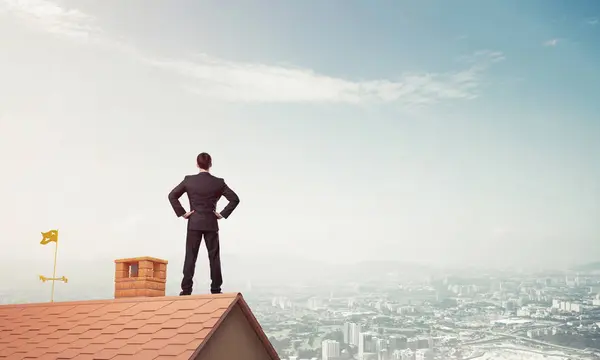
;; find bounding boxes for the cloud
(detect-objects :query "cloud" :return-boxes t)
[587,17,598,26]
[145,50,503,104]
[1,0,102,40]
[2,0,505,105]
[544,38,560,47]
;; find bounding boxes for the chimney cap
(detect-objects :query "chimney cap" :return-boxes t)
[114,256,168,264]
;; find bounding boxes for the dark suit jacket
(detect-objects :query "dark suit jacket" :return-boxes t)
[168,172,240,231]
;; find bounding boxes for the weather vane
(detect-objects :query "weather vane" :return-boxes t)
[39,229,68,302]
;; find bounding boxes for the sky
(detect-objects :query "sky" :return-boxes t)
[1,0,600,291]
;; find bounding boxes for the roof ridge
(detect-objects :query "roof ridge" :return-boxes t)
[0,292,241,309]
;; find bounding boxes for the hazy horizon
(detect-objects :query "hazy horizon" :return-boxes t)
[1,0,600,294]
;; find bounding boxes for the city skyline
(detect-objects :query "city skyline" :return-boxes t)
[1,0,600,293]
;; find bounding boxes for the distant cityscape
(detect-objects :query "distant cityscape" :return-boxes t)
[3,262,600,360]
[248,265,600,360]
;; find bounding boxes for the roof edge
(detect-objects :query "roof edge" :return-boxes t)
[0,293,239,309]
[236,294,281,360]
[234,294,281,360]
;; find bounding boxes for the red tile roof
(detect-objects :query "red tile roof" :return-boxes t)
[0,293,279,360]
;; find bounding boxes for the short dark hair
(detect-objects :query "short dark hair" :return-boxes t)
[196,152,212,170]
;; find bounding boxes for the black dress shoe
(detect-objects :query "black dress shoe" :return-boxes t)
[179,291,191,296]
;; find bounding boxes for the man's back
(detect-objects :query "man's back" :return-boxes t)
[168,172,240,231]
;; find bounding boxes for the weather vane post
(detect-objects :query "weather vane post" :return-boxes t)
[39,229,68,302]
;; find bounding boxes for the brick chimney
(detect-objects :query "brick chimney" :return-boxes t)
[114,257,168,298]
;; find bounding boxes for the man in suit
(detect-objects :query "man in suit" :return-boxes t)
[168,152,240,295]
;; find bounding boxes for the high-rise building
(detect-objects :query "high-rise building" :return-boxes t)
[389,335,408,350]
[359,332,376,359]
[344,322,361,346]
[375,338,386,352]
[322,339,340,360]
[343,323,350,344]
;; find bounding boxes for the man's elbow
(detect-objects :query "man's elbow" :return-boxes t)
[168,190,179,202]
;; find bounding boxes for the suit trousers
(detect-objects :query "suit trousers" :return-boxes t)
[181,230,223,294]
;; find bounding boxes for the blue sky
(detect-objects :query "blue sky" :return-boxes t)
[0,0,599,288]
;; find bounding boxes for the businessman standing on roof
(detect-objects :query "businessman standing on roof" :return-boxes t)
[168,152,240,295]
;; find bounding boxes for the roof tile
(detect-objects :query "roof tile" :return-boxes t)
[54,348,81,359]
[68,338,93,349]
[161,318,188,329]
[0,348,19,357]
[47,306,75,316]
[105,339,129,350]
[78,329,103,340]
[137,323,163,334]
[90,334,116,344]
[133,349,161,359]
[184,336,207,351]
[140,338,178,350]
[56,333,81,344]
[157,344,190,356]
[39,326,60,336]
[126,301,172,314]
[45,343,71,354]
[101,324,128,334]
[114,329,139,339]
[21,347,49,358]
[168,352,195,360]
[78,343,107,354]
[112,356,138,360]
[155,299,210,315]
[93,348,121,359]
[185,313,212,324]
[68,324,92,335]
[176,322,207,334]
[114,344,140,356]
[130,310,155,320]
[196,298,234,314]
[33,354,63,360]
[166,333,200,345]
[146,314,173,325]
[8,338,29,349]
[151,328,178,340]
[126,333,154,345]
[122,319,149,329]
[167,309,194,320]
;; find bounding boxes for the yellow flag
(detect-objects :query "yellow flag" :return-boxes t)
[40,230,58,245]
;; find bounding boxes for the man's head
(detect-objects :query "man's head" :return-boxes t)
[196,152,212,171]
